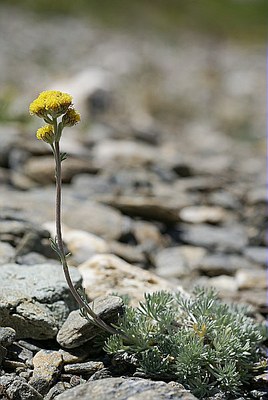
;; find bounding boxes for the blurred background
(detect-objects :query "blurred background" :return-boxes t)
[0,0,266,143]
[0,0,267,312]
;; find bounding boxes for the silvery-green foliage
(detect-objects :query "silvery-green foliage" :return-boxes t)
[104,288,266,398]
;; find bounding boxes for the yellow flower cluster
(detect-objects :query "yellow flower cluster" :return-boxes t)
[30,90,80,144]
[62,107,81,127]
[36,125,54,144]
[29,90,72,118]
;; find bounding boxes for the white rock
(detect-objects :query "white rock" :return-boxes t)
[179,206,225,224]
[78,254,183,305]
[92,140,157,167]
[205,275,238,293]
[236,269,267,290]
[43,222,109,264]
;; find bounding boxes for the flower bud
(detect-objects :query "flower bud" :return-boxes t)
[36,125,55,144]
[62,108,81,127]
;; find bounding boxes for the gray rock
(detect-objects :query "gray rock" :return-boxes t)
[6,379,43,400]
[208,190,240,209]
[45,382,71,400]
[29,350,63,395]
[0,241,15,265]
[181,224,247,252]
[16,252,52,265]
[204,275,238,293]
[92,139,157,168]
[0,190,130,242]
[0,218,49,240]
[23,156,98,185]
[58,348,89,364]
[0,375,43,400]
[54,377,197,400]
[0,263,82,339]
[63,201,130,241]
[60,228,109,266]
[71,174,113,199]
[243,246,266,266]
[0,327,16,347]
[64,361,104,377]
[198,254,252,276]
[154,246,206,278]
[57,296,124,348]
[99,195,179,223]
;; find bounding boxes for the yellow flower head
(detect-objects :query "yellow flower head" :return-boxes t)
[36,125,55,144]
[62,107,81,127]
[29,98,47,118]
[29,90,72,118]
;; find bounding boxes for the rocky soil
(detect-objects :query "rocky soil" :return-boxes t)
[0,4,266,400]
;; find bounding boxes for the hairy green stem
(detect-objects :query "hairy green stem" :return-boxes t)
[53,121,129,339]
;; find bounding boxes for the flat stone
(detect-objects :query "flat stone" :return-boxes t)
[179,206,226,224]
[57,296,124,349]
[204,275,238,293]
[64,361,104,377]
[243,246,266,266]
[71,174,113,199]
[0,263,82,339]
[59,348,89,364]
[54,377,197,400]
[154,246,206,278]
[198,254,252,276]
[98,195,179,223]
[180,224,247,252]
[0,190,130,242]
[16,252,52,265]
[63,201,130,241]
[23,156,98,184]
[236,269,267,290]
[29,350,63,395]
[92,140,157,167]
[78,254,177,306]
[44,222,109,265]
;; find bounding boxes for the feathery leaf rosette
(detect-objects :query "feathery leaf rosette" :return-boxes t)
[105,288,267,398]
[36,124,55,144]
[29,90,72,118]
